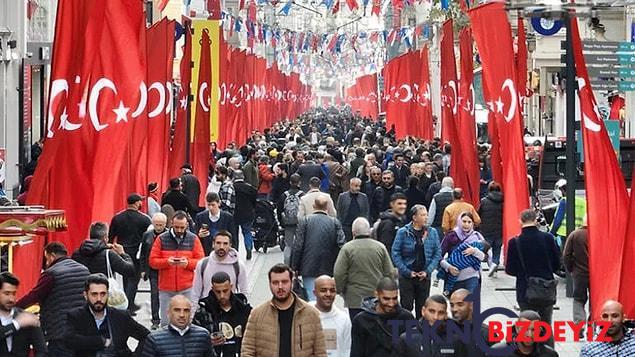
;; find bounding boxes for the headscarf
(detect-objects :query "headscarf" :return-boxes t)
[453,211,484,243]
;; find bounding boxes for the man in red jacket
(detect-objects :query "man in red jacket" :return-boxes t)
[150,211,204,327]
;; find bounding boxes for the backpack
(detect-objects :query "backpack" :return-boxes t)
[370,218,382,240]
[282,191,302,226]
[199,257,240,291]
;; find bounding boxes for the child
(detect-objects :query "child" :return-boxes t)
[442,240,491,296]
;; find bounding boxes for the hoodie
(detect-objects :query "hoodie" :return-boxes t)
[190,248,247,302]
[71,239,135,277]
[194,292,252,357]
[350,297,414,357]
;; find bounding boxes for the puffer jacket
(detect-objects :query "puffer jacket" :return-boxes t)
[350,297,414,357]
[391,223,441,278]
[478,191,503,243]
[149,230,205,292]
[241,293,327,357]
[292,212,346,278]
[141,324,214,356]
[71,239,136,277]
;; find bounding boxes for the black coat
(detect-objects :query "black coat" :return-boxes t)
[0,308,46,356]
[233,180,257,224]
[181,173,201,210]
[392,321,469,357]
[161,189,196,216]
[296,161,324,192]
[478,191,503,243]
[371,185,403,222]
[72,239,136,277]
[375,211,406,254]
[66,305,150,357]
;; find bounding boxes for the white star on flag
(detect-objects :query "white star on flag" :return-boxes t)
[113,101,129,123]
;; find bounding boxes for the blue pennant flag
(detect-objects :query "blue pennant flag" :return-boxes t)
[322,0,334,9]
[234,19,242,32]
[280,0,293,15]
[441,0,449,9]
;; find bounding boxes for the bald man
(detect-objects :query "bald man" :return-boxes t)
[450,289,492,356]
[292,197,345,301]
[580,300,635,356]
[309,276,351,357]
[142,295,215,356]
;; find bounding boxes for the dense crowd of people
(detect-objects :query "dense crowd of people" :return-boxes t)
[1,107,633,356]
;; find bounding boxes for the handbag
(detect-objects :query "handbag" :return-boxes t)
[105,250,129,310]
[292,276,308,301]
[514,238,557,306]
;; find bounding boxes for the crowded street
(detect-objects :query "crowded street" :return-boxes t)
[2,0,635,356]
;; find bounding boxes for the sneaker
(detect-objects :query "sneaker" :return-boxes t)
[432,279,439,287]
[488,264,498,277]
[246,250,252,260]
[151,322,160,330]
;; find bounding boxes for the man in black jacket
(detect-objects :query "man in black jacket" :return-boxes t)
[73,221,136,277]
[195,192,238,255]
[139,213,168,330]
[296,153,324,192]
[232,170,257,260]
[351,278,413,357]
[66,274,150,357]
[375,193,407,254]
[142,295,215,357]
[161,178,196,216]
[194,271,252,356]
[371,171,403,221]
[478,181,504,276]
[109,193,152,315]
[0,272,46,356]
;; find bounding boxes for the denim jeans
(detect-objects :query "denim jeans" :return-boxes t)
[484,237,502,265]
[453,277,481,301]
[283,226,297,266]
[303,277,316,301]
[239,221,254,251]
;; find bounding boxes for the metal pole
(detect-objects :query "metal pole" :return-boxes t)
[564,12,576,298]
[564,12,576,237]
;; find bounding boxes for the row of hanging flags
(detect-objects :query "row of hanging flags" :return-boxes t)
[22,0,311,297]
[345,74,380,119]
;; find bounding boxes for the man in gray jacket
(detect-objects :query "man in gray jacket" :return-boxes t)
[292,196,345,301]
[336,178,369,242]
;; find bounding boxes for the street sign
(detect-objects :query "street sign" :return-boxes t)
[584,54,635,65]
[582,41,635,52]
[587,67,635,78]
[590,80,635,91]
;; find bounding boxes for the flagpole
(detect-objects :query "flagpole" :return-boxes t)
[564,10,576,299]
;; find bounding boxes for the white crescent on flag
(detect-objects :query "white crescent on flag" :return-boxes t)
[88,78,117,131]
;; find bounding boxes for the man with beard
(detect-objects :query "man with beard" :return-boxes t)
[309,276,351,357]
[194,271,252,357]
[336,178,370,242]
[363,166,382,202]
[139,213,168,329]
[0,272,46,356]
[371,171,403,222]
[149,211,205,327]
[449,289,491,356]
[490,310,558,356]
[375,193,408,254]
[66,274,149,356]
[241,264,326,357]
[580,300,635,356]
[393,294,463,357]
[350,278,413,357]
[191,231,247,302]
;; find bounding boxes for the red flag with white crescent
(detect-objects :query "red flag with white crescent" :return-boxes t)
[440,20,458,145]
[25,0,146,297]
[569,19,631,320]
[468,2,529,245]
[191,29,213,206]
[457,28,480,209]
[168,20,192,178]
[384,52,413,139]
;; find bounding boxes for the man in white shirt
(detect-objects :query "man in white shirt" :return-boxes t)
[310,275,351,357]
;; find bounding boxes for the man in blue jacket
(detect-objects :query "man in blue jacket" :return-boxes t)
[391,204,441,319]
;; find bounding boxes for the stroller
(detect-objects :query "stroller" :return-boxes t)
[252,199,284,253]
